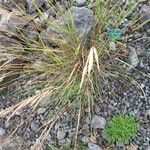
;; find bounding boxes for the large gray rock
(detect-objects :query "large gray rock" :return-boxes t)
[91,115,106,129]
[41,6,94,45]
[55,6,94,37]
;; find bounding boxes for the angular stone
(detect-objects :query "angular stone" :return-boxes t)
[140,4,150,14]
[26,0,44,14]
[41,6,94,45]
[128,46,140,68]
[57,130,66,140]
[0,7,28,33]
[109,41,116,51]
[62,6,93,37]
[31,122,39,131]
[140,4,150,24]
[81,136,89,144]
[37,107,46,115]
[0,33,21,47]
[73,0,86,7]
[0,0,26,9]
[88,142,103,150]
[0,128,6,136]
[140,15,150,24]
[4,121,10,128]
[91,115,106,129]
[7,16,27,32]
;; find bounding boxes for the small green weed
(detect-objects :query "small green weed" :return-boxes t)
[103,114,139,143]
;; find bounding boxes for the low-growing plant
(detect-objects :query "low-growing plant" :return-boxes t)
[103,114,139,143]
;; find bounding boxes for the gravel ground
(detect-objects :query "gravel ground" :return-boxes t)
[0,0,150,150]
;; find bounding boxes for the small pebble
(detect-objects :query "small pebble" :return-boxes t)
[81,136,89,144]
[31,122,39,131]
[91,115,106,129]
[109,41,116,51]
[37,108,46,115]
[0,128,6,136]
[57,130,66,140]
[74,0,86,7]
[88,142,103,150]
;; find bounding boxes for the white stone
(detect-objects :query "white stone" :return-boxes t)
[37,108,46,115]
[74,0,86,6]
[91,115,106,129]
[128,46,139,68]
[109,41,116,51]
[57,130,66,140]
[81,136,89,144]
[0,128,6,136]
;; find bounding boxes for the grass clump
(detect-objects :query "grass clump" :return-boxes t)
[103,114,139,143]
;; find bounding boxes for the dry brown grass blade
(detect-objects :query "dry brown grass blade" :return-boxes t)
[31,121,55,150]
[80,61,88,90]
[93,47,100,71]
[0,59,14,69]
[31,90,54,112]
[74,98,82,149]
[31,106,68,150]
[67,61,80,84]
[0,120,25,150]
[0,89,52,119]
[80,47,99,89]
